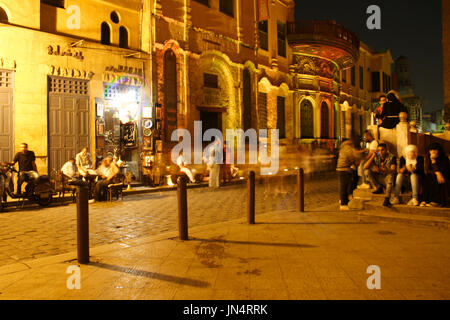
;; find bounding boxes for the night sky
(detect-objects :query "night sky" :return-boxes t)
[294,0,443,113]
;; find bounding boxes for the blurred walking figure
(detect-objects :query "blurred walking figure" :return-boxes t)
[205,139,221,188]
[221,141,233,183]
[177,151,195,183]
[393,145,424,206]
[336,139,364,211]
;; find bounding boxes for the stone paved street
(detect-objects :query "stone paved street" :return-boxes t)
[0,174,339,267]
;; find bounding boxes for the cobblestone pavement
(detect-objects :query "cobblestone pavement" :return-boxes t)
[0,174,339,267]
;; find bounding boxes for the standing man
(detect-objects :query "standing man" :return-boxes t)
[374,95,387,125]
[76,147,94,176]
[364,143,397,207]
[12,143,39,196]
[336,139,364,211]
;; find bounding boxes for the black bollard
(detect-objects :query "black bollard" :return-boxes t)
[297,168,305,212]
[76,184,90,264]
[247,171,255,224]
[177,176,188,240]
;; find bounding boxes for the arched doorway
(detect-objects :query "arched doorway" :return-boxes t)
[301,100,314,138]
[320,102,329,138]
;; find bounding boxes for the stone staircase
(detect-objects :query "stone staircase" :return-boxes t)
[350,188,450,228]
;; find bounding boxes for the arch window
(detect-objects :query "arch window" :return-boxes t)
[0,7,8,23]
[320,102,329,138]
[300,100,314,138]
[119,26,128,48]
[101,22,111,45]
[242,69,252,131]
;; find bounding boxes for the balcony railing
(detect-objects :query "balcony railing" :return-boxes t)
[287,20,359,47]
[287,20,360,68]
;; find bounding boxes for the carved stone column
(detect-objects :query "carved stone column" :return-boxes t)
[396,112,410,156]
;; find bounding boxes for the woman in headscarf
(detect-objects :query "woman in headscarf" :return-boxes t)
[379,90,408,129]
[392,145,424,206]
[421,143,450,207]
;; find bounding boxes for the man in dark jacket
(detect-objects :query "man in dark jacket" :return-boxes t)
[379,91,408,129]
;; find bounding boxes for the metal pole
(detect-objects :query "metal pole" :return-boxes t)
[297,168,305,212]
[247,171,255,224]
[177,176,188,240]
[76,184,90,264]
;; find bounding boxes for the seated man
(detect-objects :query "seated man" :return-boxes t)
[393,145,424,206]
[176,151,195,183]
[364,143,397,207]
[12,143,39,196]
[76,147,97,176]
[91,157,119,203]
[61,158,78,180]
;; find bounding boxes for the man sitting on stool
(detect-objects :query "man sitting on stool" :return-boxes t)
[91,157,119,203]
[364,143,397,207]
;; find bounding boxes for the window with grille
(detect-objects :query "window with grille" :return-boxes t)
[301,100,314,138]
[258,20,268,51]
[0,70,12,88]
[371,72,380,92]
[49,77,89,95]
[258,92,268,137]
[103,83,140,101]
[277,21,286,57]
[41,0,65,8]
[193,0,209,6]
[277,96,286,139]
[342,69,347,83]
[351,67,355,86]
[219,0,234,17]
[204,73,218,89]
[359,66,364,89]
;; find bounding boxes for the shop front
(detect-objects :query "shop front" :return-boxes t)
[95,80,152,182]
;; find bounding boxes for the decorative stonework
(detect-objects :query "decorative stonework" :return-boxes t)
[48,65,93,79]
[0,57,16,70]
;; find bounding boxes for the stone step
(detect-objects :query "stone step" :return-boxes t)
[353,188,411,202]
[357,209,450,229]
[363,201,450,218]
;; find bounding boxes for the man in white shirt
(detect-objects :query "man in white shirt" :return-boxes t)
[91,157,120,203]
[76,147,96,176]
[61,158,77,179]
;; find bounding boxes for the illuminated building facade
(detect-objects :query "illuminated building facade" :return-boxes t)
[0,0,152,179]
[0,0,398,179]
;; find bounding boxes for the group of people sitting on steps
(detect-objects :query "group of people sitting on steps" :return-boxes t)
[337,130,450,211]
